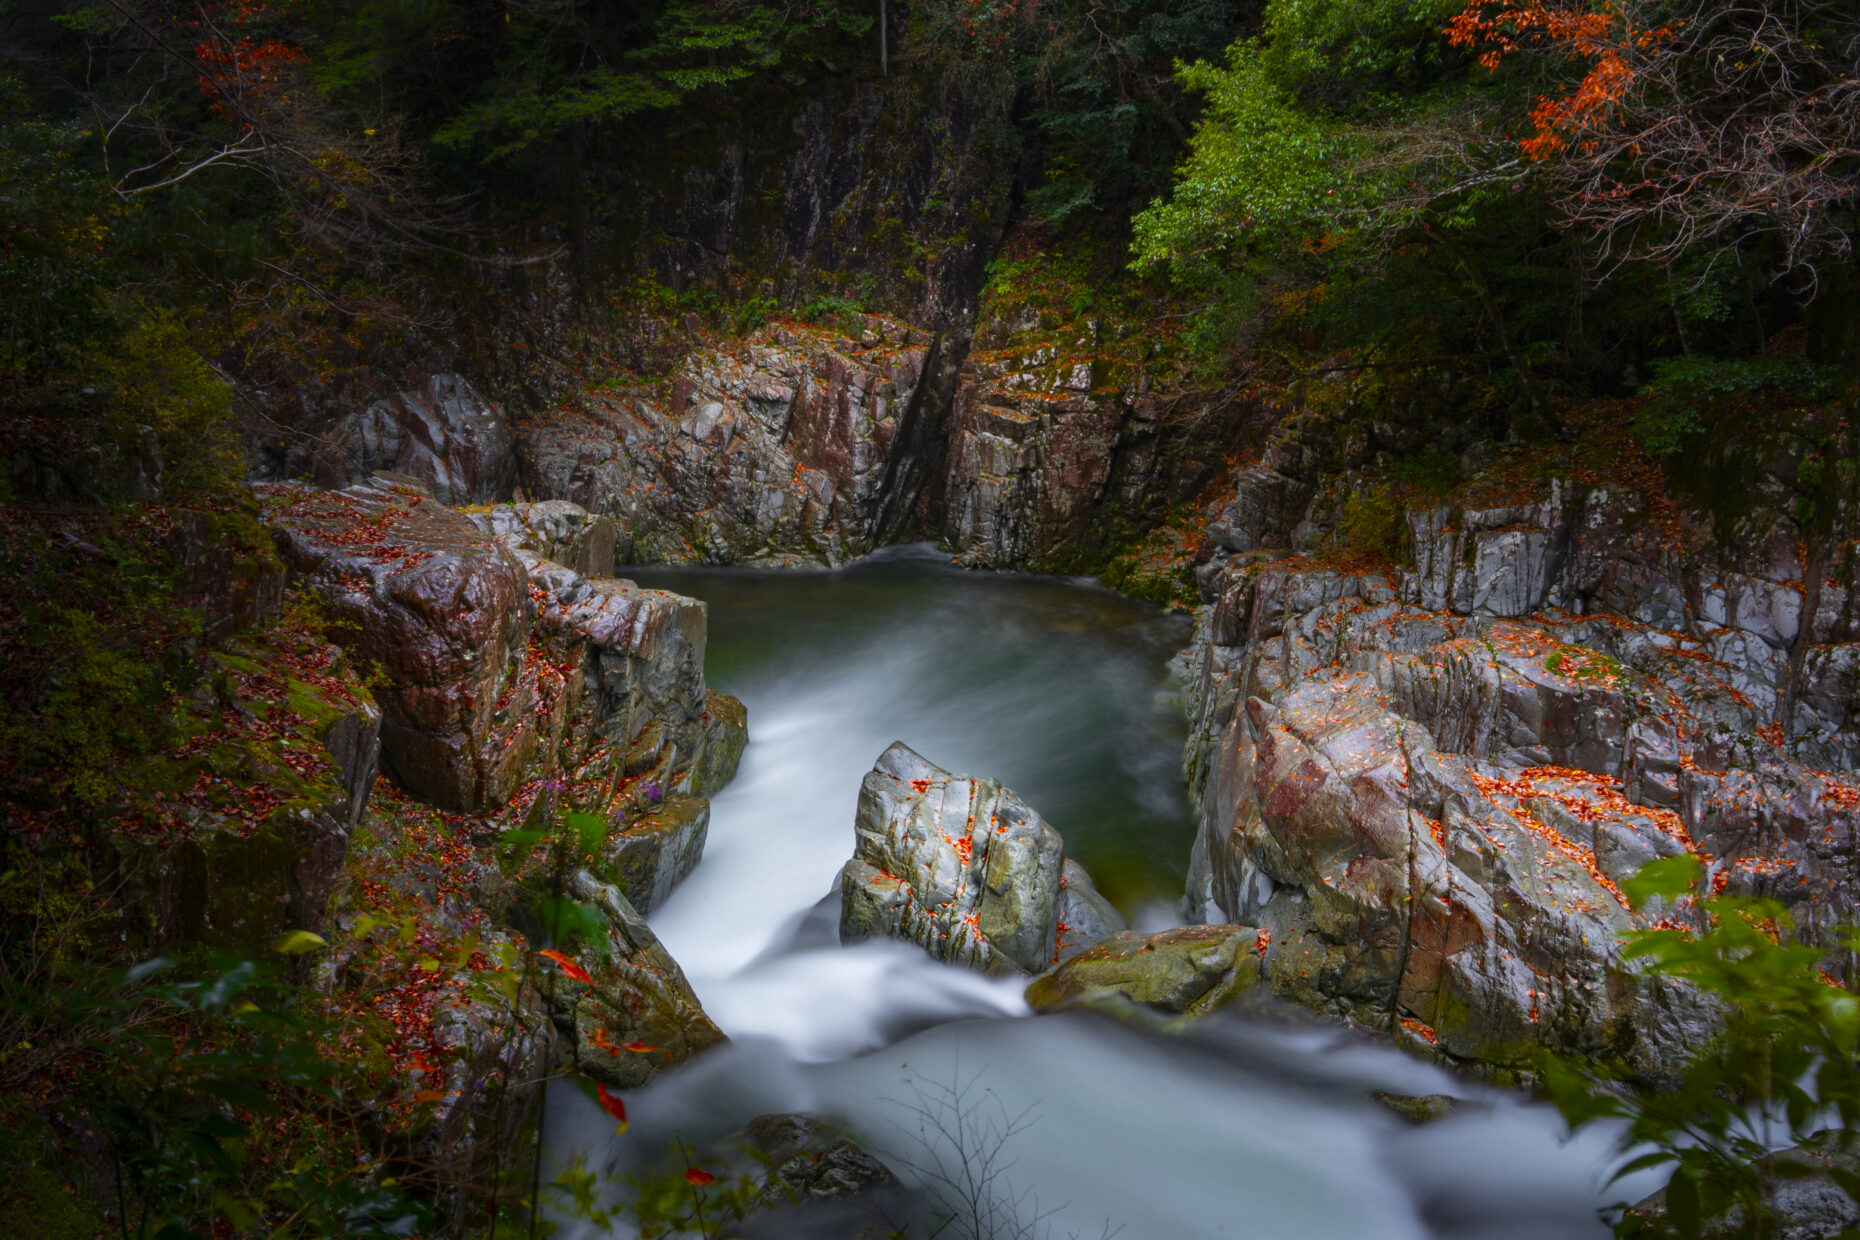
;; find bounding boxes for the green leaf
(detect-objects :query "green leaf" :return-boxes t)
[1665,1168,1702,1235]
[271,929,328,955]
[564,810,609,856]
[1623,855,1704,908]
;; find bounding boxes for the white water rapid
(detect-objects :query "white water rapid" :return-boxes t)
[551,546,1655,1239]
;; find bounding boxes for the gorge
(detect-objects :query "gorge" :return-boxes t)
[3,0,1859,1234]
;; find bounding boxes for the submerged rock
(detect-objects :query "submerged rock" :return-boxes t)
[1025,925,1262,1016]
[838,742,1121,975]
[735,1113,900,1204]
[1626,1140,1860,1238]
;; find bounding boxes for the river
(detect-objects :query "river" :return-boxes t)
[551,545,1646,1239]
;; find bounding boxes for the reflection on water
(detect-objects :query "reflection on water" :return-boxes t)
[554,546,1636,1239]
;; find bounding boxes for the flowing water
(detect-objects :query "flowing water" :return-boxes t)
[553,545,1650,1239]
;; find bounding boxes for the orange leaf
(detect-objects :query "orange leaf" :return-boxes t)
[685,1167,716,1187]
[538,948,593,984]
[624,1041,661,1053]
[596,1083,628,1129]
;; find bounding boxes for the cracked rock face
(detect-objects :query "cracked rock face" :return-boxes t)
[260,476,550,812]
[261,482,746,923]
[336,373,518,505]
[518,319,934,566]
[1179,427,1860,1071]
[838,742,1125,975]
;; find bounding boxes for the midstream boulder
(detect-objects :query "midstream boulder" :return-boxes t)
[838,742,1125,974]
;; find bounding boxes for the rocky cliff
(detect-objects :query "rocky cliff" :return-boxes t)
[1174,406,1860,1075]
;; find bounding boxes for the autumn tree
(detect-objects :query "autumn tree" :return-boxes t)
[1447,0,1860,291]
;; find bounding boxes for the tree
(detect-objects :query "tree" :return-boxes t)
[1446,0,1860,287]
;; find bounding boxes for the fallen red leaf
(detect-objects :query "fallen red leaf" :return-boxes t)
[597,1083,628,1128]
[538,948,593,984]
[624,1041,660,1053]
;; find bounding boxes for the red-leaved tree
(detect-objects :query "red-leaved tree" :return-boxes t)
[1448,0,1860,284]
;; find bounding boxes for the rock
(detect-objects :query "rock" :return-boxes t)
[518,320,932,566]
[1626,1139,1860,1238]
[602,794,710,915]
[938,343,1124,567]
[1056,859,1128,963]
[691,690,749,796]
[260,476,556,812]
[169,505,289,639]
[545,870,727,1089]
[840,742,1103,975]
[1025,925,1262,1016]
[1370,1092,1468,1125]
[337,373,516,505]
[735,1114,900,1204]
[467,500,618,578]
[1176,473,1860,1068]
[138,637,382,950]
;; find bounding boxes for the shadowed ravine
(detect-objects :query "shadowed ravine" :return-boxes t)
[548,545,1655,1239]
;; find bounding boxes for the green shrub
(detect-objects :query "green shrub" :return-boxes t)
[1540,855,1860,1239]
[1336,482,1407,563]
[1634,355,1837,456]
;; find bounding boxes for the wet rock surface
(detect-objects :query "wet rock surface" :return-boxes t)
[1026,925,1262,1016]
[518,319,936,566]
[839,742,1123,975]
[545,870,728,1090]
[1177,417,1860,1071]
[736,1113,901,1204]
[260,475,548,812]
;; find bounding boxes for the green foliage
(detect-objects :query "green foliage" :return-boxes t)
[1634,354,1839,457]
[81,311,245,493]
[1335,481,1407,563]
[0,72,116,387]
[323,0,874,161]
[1389,447,1462,495]
[1017,0,1242,233]
[551,1139,777,1239]
[1257,0,1467,107]
[0,72,119,391]
[1540,855,1860,1240]
[3,954,432,1239]
[1130,47,1361,277]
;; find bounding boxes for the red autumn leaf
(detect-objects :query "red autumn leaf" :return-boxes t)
[624,1041,660,1053]
[685,1167,716,1187]
[596,1083,628,1129]
[538,948,593,983]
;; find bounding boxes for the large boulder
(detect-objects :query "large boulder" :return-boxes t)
[544,870,727,1090]
[838,743,1120,975]
[1179,538,1856,1073]
[260,476,555,812]
[1026,925,1262,1016]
